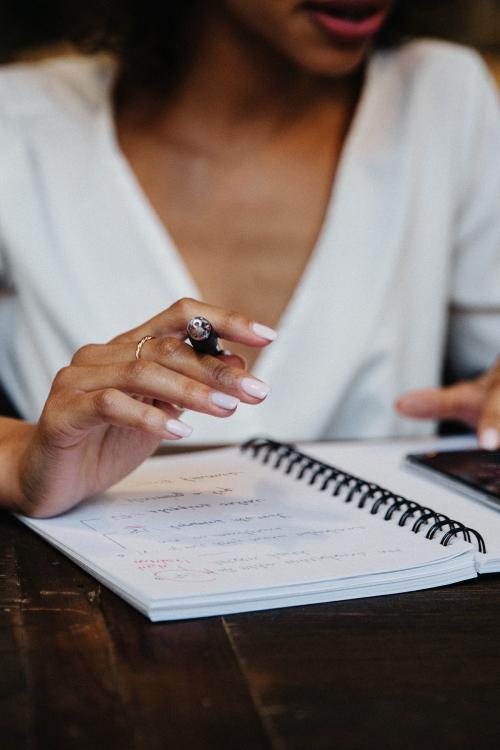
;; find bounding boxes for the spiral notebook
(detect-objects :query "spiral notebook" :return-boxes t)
[19,437,500,621]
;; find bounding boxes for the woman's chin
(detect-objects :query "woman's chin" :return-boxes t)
[289,41,371,78]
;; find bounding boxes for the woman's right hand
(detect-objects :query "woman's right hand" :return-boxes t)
[8,298,276,518]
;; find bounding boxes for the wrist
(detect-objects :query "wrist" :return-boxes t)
[0,418,37,513]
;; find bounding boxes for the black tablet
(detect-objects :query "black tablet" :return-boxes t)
[405,449,500,511]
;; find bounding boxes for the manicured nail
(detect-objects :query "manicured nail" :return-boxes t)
[251,322,278,341]
[165,419,193,438]
[479,427,499,451]
[210,392,240,410]
[240,377,271,399]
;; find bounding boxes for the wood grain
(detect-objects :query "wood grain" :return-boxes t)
[0,514,31,750]
[2,509,500,750]
[0,512,270,750]
[223,579,500,750]
[1,512,131,750]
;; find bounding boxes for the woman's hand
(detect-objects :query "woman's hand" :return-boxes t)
[9,298,276,518]
[396,359,500,450]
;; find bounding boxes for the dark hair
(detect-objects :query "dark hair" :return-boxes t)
[0,1,465,103]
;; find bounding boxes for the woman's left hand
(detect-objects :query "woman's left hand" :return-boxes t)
[395,359,500,451]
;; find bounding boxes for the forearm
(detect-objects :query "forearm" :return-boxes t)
[0,417,36,512]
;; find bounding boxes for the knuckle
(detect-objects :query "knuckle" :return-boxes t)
[142,407,161,431]
[158,336,182,360]
[71,343,98,365]
[125,359,151,385]
[181,378,201,405]
[94,388,119,416]
[111,330,132,345]
[222,308,243,330]
[172,297,195,317]
[207,359,235,389]
[51,366,74,392]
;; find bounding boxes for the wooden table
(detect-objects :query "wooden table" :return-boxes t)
[2,492,500,750]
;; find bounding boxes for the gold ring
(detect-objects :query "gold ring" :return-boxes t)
[135,335,155,360]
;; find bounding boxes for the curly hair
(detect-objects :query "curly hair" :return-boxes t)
[0,0,459,102]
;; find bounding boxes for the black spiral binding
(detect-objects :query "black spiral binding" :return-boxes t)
[241,437,487,554]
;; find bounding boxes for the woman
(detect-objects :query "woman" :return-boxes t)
[0,0,499,516]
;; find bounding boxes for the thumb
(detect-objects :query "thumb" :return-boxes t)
[395,382,484,427]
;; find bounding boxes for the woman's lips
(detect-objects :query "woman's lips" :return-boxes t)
[304,0,390,44]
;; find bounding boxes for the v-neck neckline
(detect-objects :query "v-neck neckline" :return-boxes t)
[102,53,378,382]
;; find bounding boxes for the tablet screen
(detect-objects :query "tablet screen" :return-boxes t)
[406,449,500,504]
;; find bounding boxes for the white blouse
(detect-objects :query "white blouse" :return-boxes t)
[0,40,499,444]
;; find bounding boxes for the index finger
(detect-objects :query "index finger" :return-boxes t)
[115,297,278,348]
[478,388,500,451]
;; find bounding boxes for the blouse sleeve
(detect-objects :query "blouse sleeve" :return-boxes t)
[0,98,15,290]
[0,108,8,288]
[0,179,6,288]
[447,55,500,380]
[0,236,5,286]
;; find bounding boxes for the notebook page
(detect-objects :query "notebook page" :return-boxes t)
[20,447,474,610]
[309,438,500,572]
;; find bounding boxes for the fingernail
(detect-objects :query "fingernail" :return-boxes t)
[240,377,271,399]
[210,392,240,410]
[251,322,278,341]
[479,427,499,451]
[165,419,193,438]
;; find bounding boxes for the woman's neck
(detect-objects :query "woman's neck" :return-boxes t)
[119,2,362,147]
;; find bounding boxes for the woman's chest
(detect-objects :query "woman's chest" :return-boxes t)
[116,116,343,364]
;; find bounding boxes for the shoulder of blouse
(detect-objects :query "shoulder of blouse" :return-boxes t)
[374,37,493,100]
[372,38,497,155]
[0,54,115,124]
